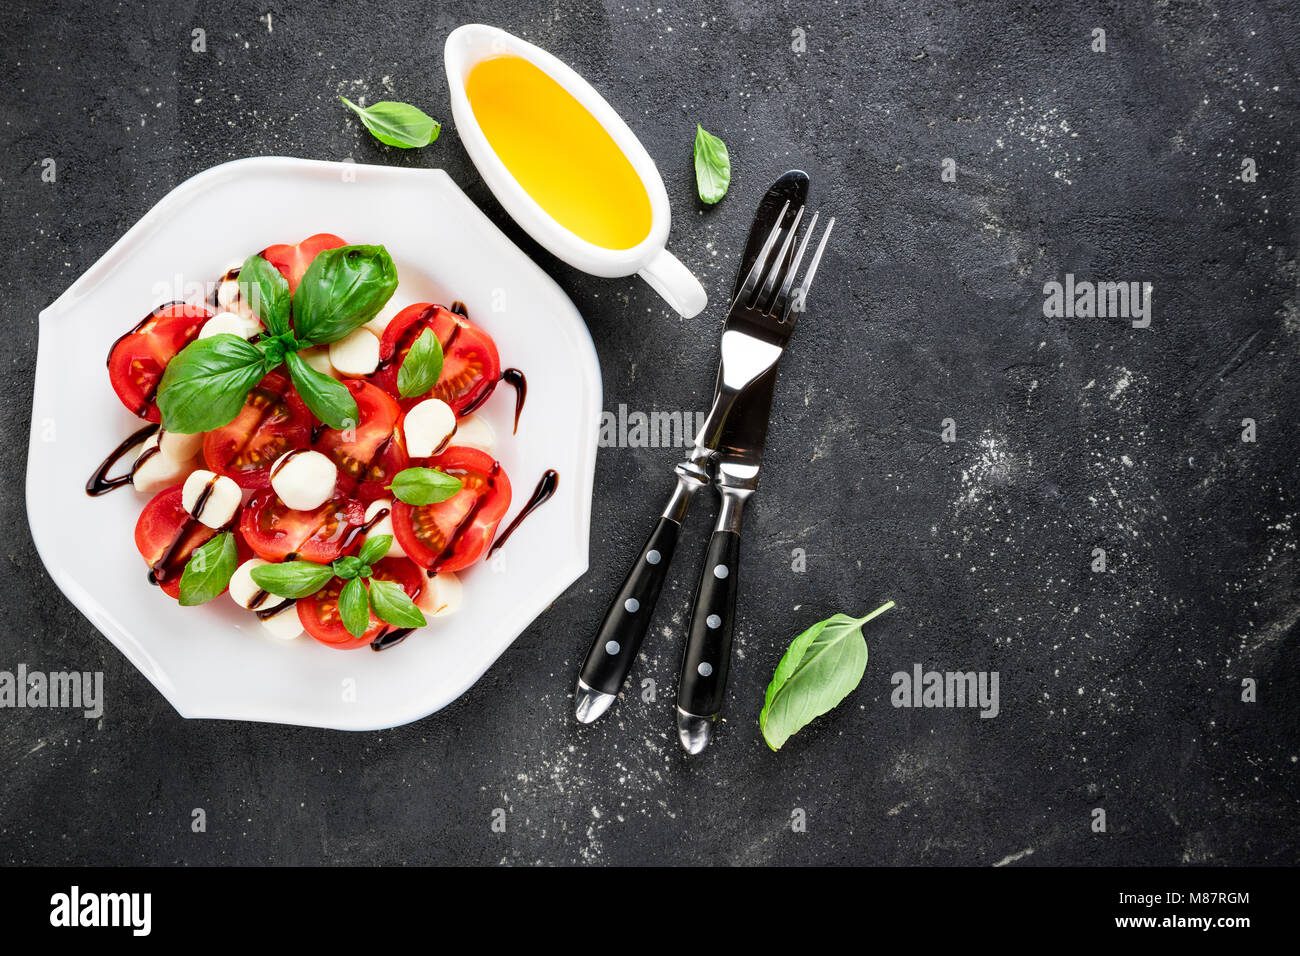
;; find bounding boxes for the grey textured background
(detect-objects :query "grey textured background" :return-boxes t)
[2,0,1297,865]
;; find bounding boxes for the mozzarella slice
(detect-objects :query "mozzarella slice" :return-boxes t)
[215,265,243,309]
[260,602,303,640]
[300,346,338,378]
[270,450,337,511]
[403,398,457,457]
[365,292,412,335]
[417,572,462,619]
[451,413,495,453]
[158,428,203,462]
[228,558,269,610]
[181,470,241,529]
[198,310,263,341]
[364,499,404,558]
[328,327,380,376]
[131,433,195,495]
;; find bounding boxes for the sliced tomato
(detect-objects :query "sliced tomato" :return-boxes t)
[202,372,312,489]
[259,233,346,293]
[298,557,426,649]
[107,303,212,422]
[300,380,408,502]
[239,489,366,563]
[134,485,219,599]
[392,446,511,573]
[372,304,501,414]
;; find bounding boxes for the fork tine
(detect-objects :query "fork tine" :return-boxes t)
[757,205,804,311]
[736,201,790,303]
[788,216,834,317]
[775,211,819,321]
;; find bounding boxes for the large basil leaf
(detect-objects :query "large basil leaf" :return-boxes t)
[237,253,291,336]
[284,351,358,430]
[367,578,426,629]
[292,244,398,345]
[759,603,894,751]
[249,559,335,599]
[396,328,443,398]
[387,467,462,506]
[156,333,268,434]
[338,577,372,638]
[178,532,238,607]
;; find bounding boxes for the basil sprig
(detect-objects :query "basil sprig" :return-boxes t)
[693,124,731,205]
[156,244,398,433]
[388,467,463,506]
[759,602,895,751]
[178,532,239,606]
[249,535,426,638]
[396,328,444,398]
[340,96,441,148]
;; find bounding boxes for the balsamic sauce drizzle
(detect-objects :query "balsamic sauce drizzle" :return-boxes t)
[488,470,559,559]
[500,369,526,434]
[86,423,160,496]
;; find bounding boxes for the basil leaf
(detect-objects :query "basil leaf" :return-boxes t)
[367,578,426,629]
[340,96,441,148]
[357,534,392,567]
[156,334,268,434]
[237,254,291,336]
[388,467,463,506]
[284,351,358,430]
[759,602,894,751]
[178,532,238,607]
[339,577,372,638]
[250,560,335,599]
[693,124,731,205]
[292,244,398,345]
[332,555,363,580]
[396,328,444,398]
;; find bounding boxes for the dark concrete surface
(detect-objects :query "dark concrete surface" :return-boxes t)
[1,0,1297,865]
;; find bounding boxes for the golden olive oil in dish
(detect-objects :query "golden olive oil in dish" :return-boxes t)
[465,54,653,251]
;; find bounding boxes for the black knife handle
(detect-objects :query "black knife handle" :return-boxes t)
[578,517,680,696]
[677,529,740,719]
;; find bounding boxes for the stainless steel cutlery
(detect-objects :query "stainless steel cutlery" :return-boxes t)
[575,171,834,753]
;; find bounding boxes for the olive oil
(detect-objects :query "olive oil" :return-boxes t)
[465,55,652,251]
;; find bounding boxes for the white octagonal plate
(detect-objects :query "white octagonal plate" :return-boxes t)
[27,156,601,730]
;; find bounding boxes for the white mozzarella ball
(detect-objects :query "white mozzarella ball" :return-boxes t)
[131,433,195,495]
[364,499,404,558]
[215,265,243,309]
[158,428,204,462]
[365,292,412,335]
[418,571,462,618]
[328,327,380,377]
[451,413,495,453]
[300,346,338,378]
[270,450,337,511]
[181,470,242,529]
[198,310,263,341]
[403,398,458,457]
[228,558,269,610]
[260,602,304,640]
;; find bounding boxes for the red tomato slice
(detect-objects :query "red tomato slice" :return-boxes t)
[300,380,408,502]
[134,485,219,599]
[372,304,501,414]
[392,446,511,573]
[239,489,366,563]
[297,557,426,649]
[202,372,312,489]
[107,303,212,422]
[259,233,346,293]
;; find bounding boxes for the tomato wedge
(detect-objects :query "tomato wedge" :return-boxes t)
[134,485,220,599]
[259,233,346,293]
[372,304,501,414]
[300,380,408,502]
[297,557,426,649]
[392,446,511,573]
[107,302,212,422]
[239,489,366,563]
[202,372,312,489]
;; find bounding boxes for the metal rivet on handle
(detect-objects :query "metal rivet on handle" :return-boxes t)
[625,598,640,612]
[646,550,661,565]
[706,614,722,629]
[713,565,729,579]
[605,640,620,655]
[697,662,713,677]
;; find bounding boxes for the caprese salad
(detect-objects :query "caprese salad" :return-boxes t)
[88,233,527,652]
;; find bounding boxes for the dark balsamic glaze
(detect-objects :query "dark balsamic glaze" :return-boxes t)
[86,423,160,496]
[255,598,295,621]
[269,447,308,481]
[370,627,414,651]
[427,461,500,571]
[489,470,559,558]
[310,422,327,444]
[500,368,526,434]
[449,301,469,317]
[247,588,271,610]
[338,507,390,554]
[213,266,241,307]
[147,474,230,587]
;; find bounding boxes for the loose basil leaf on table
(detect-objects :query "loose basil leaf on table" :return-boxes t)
[156,333,269,434]
[250,559,336,599]
[293,244,399,345]
[396,328,444,398]
[236,253,292,336]
[177,532,239,607]
[388,467,463,506]
[759,602,895,751]
[340,97,441,148]
[338,577,372,638]
[693,124,731,205]
[367,578,426,629]
[284,351,358,430]
[357,534,393,567]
